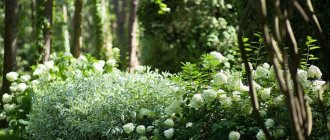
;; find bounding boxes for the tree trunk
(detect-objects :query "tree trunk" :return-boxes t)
[42,0,52,63]
[113,0,128,69]
[72,0,83,58]
[62,4,70,54]
[128,0,139,72]
[1,0,18,128]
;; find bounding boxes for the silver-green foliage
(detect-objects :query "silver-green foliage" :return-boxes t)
[27,72,176,139]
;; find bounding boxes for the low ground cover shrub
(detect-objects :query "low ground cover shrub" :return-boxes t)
[27,71,178,139]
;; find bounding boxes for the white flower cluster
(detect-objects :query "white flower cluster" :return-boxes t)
[255,65,270,79]
[6,72,19,82]
[228,131,241,140]
[92,60,105,72]
[213,72,228,85]
[265,118,274,128]
[123,123,135,133]
[202,89,217,103]
[164,119,175,127]
[307,65,322,79]
[136,125,146,134]
[256,130,266,140]
[164,128,174,138]
[259,88,271,100]
[2,93,13,103]
[210,51,227,63]
[190,94,204,110]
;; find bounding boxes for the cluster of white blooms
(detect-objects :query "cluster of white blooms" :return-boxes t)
[210,51,227,63]
[259,88,271,100]
[265,118,274,128]
[0,112,6,120]
[3,103,16,112]
[16,83,28,92]
[33,64,47,76]
[106,59,116,67]
[6,72,19,82]
[213,72,227,85]
[273,95,284,106]
[186,122,193,128]
[190,94,204,110]
[138,136,148,140]
[20,75,31,82]
[232,91,241,102]
[256,130,266,140]
[228,131,241,140]
[92,60,106,72]
[123,123,135,133]
[307,65,322,79]
[147,126,154,132]
[255,66,269,79]
[218,94,232,107]
[164,128,174,138]
[2,93,13,103]
[136,125,146,134]
[202,89,217,103]
[164,118,174,127]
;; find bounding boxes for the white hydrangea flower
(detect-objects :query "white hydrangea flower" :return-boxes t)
[262,63,270,69]
[186,122,193,128]
[253,81,262,90]
[228,131,241,140]
[4,103,16,112]
[44,60,55,70]
[259,88,271,100]
[9,85,16,93]
[202,89,217,103]
[210,51,227,63]
[18,119,28,125]
[232,91,241,101]
[123,123,135,133]
[164,128,174,139]
[265,119,274,128]
[16,83,28,92]
[274,95,284,106]
[147,126,154,132]
[213,72,227,85]
[20,75,31,82]
[190,94,204,110]
[2,93,13,103]
[297,69,308,81]
[255,66,269,79]
[136,125,146,134]
[164,119,174,127]
[106,59,116,67]
[256,130,266,140]
[307,65,322,79]
[33,64,46,76]
[6,72,19,82]
[31,80,40,85]
[0,112,6,120]
[93,60,105,72]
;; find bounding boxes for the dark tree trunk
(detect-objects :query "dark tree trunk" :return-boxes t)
[128,0,139,72]
[113,0,128,69]
[42,0,52,63]
[1,0,19,128]
[72,0,83,58]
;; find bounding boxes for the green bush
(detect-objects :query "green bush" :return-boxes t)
[27,72,177,139]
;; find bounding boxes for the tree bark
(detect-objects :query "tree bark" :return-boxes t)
[62,4,70,54]
[113,0,128,69]
[1,0,18,128]
[128,0,139,72]
[42,0,52,63]
[72,0,83,58]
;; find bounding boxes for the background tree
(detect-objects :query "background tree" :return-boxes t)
[128,0,139,72]
[1,0,19,128]
[72,0,83,58]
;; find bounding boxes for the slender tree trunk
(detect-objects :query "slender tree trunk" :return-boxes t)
[72,0,83,58]
[1,0,18,128]
[62,4,70,54]
[128,0,139,72]
[113,0,128,69]
[42,0,52,63]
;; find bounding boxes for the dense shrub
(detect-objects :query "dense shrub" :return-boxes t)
[27,71,178,139]
[138,0,243,72]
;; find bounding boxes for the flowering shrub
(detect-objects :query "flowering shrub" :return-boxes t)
[0,54,117,137]
[27,71,178,139]
[169,51,330,139]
